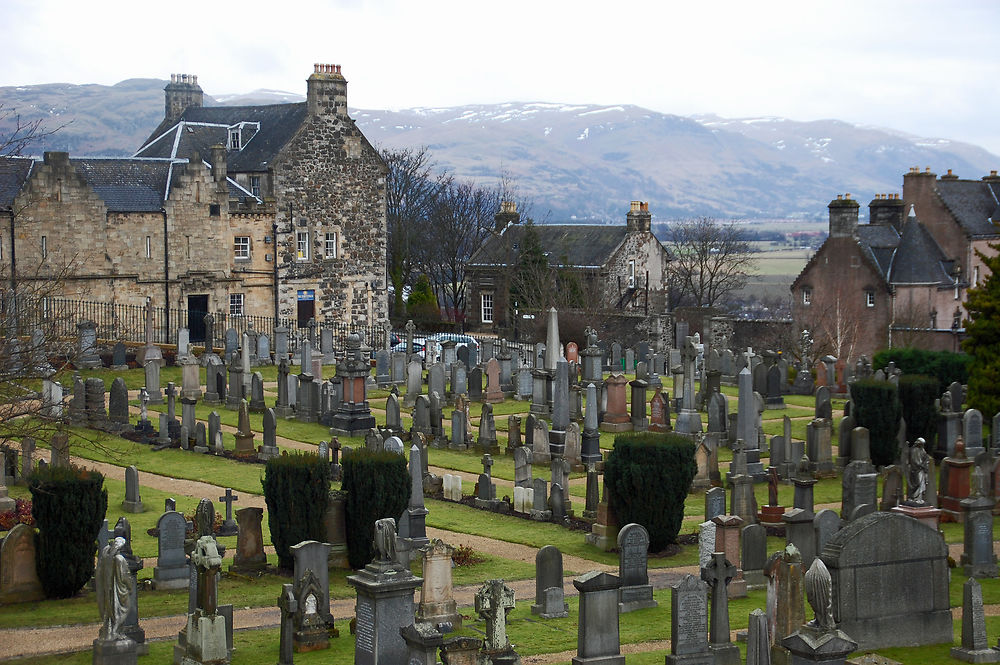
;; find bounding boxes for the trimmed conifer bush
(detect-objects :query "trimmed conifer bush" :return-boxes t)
[898,374,939,449]
[849,378,901,466]
[262,452,330,570]
[341,448,410,569]
[872,348,970,392]
[28,464,107,599]
[604,431,696,551]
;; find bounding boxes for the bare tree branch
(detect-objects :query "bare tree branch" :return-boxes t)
[666,217,757,308]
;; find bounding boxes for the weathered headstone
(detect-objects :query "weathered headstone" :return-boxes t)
[617,523,657,612]
[151,511,188,590]
[531,545,569,618]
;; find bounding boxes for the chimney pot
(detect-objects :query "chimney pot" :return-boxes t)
[993,170,998,177]
[837,194,843,200]
[925,166,931,173]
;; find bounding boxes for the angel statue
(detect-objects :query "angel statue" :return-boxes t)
[908,438,930,504]
[96,537,131,641]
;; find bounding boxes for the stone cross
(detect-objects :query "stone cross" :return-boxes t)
[702,551,737,645]
[277,583,297,665]
[218,488,239,532]
[475,579,516,653]
[481,453,494,479]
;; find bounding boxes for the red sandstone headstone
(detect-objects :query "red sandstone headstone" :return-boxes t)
[566,342,579,363]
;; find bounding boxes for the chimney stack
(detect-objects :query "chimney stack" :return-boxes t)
[626,200,651,232]
[828,194,859,238]
[307,63,348,118]
[983,170,1000,183]
[210,144,227,184]
[164,72,204,124]
[869,192,905,232]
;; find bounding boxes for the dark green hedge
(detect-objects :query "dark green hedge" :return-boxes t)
[872,348,970,392]
[604,432,696,551]
[262,452,330,570]
[849,379,901,466]
[898,375,939,449]
[28,464,107,599]
[341,448,410,569]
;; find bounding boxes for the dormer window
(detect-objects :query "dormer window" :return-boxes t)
[228,128,241,150]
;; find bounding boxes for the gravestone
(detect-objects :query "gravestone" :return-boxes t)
[572,571,624,665]
[230,507,267,573]
[414,539,461,631]
[122,465,144,513]
[819,511,951,649]
[531,545,569,618]
[617,523,657,612]
[291,541,334,630]
[0,523,44,603]
[346,518,423,665]
[950,578,999,663]
[151,511,189,590]
[705,487,726,521]
[665,573,711,665]
[514,446,533,488]
[702,551,741,665]
[741,523,767,589]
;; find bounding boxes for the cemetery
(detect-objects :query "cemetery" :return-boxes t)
[1,306,1000,665]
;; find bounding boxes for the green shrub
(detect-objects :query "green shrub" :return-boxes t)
[897,375,939,449]
[341,448,410,569]
[604,432,696,551]
[872,348,970,392]
[28,464,107,599]
[849,379,901,466]
[262,452,330,570]
[406,274,440,327]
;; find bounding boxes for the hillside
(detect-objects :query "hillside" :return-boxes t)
[2,78,997,221]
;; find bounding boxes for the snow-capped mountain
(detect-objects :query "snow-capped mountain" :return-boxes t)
[1,79,997,221]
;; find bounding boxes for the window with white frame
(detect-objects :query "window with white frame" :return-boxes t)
[250,175,261,198]
[296,231,310,261]
[145,236,151,259]
[234,236,251,260]
[325,232,338,258]
[481,292,494,324]
[41,236,47,259]
[229,293,244,317]
[865,290,875,308]
[802,287,812,306]
[628,260,636,288]
[228,128,241,150]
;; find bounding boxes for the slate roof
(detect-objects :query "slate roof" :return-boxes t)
[935,179,1000,238]
[467,224,630,269]
[0,157,34,210]
[71,158,180,212]
[136,103,309,173]
[888,216,955,286]
[856,224,900,277]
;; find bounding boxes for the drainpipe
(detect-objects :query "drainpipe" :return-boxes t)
[162,209,169,343]
[273,216,280,324]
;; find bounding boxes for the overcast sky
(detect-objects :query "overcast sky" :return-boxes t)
[4,0,999,154]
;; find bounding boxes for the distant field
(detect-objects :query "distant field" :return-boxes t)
[752,248,811,276]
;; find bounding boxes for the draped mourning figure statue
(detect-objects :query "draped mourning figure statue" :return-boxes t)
[908,438,930,504]
[805,558,835,631]
[96,537,131,641]
[374,517,396,562]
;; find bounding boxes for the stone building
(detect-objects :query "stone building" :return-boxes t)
[464,200,671,333]
[0,65,387,337]
[792,168,1000,362]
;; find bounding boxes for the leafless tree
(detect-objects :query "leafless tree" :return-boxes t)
[381,146,450,319]
[417,180,500,323]
[0,104,66,158]
[666,217,757,308]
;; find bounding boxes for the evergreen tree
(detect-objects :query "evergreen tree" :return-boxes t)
[963,243,1000,417]
[406,273,440,327]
